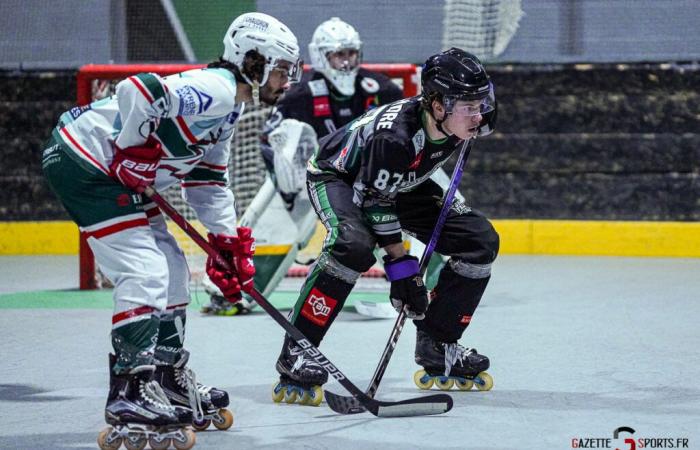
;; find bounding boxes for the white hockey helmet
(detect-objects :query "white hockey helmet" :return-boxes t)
[222,12,302,87]
[308,17,363,96]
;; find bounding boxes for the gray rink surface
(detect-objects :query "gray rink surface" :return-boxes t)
[1,255,699,449]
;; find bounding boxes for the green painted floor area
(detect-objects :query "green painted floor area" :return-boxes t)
[0,289,387,310]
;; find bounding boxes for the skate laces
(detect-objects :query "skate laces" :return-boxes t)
[140,379,175,412]
[290,344,321,372]
[443,343,475,377]
[175,367,205,422]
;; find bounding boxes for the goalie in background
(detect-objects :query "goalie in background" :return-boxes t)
[202,17,403,316]
[42,12,301,439]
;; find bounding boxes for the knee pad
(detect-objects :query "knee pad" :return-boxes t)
[448,258,492,279]
[332,220,377,272]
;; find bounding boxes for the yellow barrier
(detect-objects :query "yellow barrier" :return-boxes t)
[1,220,699,257]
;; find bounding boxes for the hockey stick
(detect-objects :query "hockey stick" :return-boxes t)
[143,186,453,418]
[325,137,475,415]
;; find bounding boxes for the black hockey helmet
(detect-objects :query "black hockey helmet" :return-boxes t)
[421,48,496,135]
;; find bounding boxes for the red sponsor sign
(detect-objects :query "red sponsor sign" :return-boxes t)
[301,287,338,326]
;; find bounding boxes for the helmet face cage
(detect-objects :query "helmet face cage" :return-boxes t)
[223,13,301,87]
[309,17,363,96]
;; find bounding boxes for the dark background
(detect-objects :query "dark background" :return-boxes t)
[1,63,698,222]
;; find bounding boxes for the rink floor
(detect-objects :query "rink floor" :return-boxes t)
[0,255,699,449]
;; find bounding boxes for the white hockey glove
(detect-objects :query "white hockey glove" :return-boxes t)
[268,118,318,196]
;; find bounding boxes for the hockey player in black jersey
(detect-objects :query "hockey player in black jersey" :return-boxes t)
[272,48,499,405]
[203,17,404,316]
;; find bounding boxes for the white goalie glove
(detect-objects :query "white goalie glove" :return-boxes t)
[267,118,318,195]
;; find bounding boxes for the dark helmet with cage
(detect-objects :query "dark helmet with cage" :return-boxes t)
[421,48,497,136]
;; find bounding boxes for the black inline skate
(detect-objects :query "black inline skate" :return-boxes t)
[98,354,196,450]
[154,350,234,432]
[413,329,493,391]
[272,335,328,406]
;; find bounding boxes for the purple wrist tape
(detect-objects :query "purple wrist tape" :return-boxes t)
[384,258,420,281]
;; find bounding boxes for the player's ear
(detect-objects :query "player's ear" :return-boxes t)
[432,99,445,118]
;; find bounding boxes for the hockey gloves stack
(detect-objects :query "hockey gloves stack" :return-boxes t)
[206,227,256,302]
[110,137,162,194]
[383,255,428,320]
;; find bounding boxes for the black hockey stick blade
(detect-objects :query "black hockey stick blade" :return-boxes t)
[325,389,453,417]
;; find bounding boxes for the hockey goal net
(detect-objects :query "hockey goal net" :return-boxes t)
[76,63,419,289]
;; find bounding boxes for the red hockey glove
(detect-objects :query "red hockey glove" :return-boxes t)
[232,227,256,293]
[110,137,162,194]
[206,227,256,300]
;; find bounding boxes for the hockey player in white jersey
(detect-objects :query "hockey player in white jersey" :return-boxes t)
[202,17,404,316]
[42,12,301,448]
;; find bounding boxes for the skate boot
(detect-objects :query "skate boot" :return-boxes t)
[413,330,493,391]
[200,277,254,316]
[154,351,234,432]
[97,354,196,450]
[272,335,328,406]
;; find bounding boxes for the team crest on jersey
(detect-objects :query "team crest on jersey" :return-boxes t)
[412,129,425,154]
[360,77,380,94]
[176,85,213,116]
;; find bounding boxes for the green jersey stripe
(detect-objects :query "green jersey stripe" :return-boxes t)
[156,119,195,157]
[132,73,166,102]
[185,167,226,183]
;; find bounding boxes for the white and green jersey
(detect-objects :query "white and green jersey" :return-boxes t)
[54,68,244,234]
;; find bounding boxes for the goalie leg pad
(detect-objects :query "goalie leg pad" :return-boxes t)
[268,118,318,195]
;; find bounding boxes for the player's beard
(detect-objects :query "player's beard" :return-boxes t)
[259,84,285,106]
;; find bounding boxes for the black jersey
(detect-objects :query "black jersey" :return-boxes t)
[308,97,463,247]
[268,67,404,139]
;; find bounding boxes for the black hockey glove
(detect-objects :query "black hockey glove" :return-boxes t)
[383,255,428,320]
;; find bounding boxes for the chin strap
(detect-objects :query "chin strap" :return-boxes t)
[251,80,260,107]
[431,110,452,137]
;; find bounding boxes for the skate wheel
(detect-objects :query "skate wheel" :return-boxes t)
[474,371,493,391]
[173,429,196,450]
[300,386,324,407]
[213,408,234,430]
[192,417,211,431]
[456,379,474,390]
[97,427,121,450]
[413,370,434,390]
[435,377,454,390]
[284,388,299,404]
[148,436,171,450]
[272,382,286,403]
[124,433,147,450]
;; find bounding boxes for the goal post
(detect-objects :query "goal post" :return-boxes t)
[76,63,419,289]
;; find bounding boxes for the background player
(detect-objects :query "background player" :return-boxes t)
[42,12,300,444]
[202,17,404,315]
[271,48,499,405]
